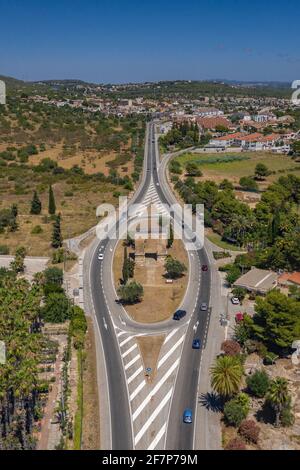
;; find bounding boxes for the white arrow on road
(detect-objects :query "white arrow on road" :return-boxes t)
[119,315,126,327]
[103,318,108,330]
[193,321,199,332]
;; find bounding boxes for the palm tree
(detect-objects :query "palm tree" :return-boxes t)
[266,377,290,427]
[210,355,244,399]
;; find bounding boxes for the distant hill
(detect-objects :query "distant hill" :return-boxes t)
[0,74,27,88]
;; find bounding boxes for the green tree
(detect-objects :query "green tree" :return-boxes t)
[239,176,259,191]
[255,163,269,180]
[246,370,270,398]
[224,393,250,427]
[185,162,202,177]
[10,246,26,273]
[167,222,174,249]
[266,377,291,427]
[117,281,144,304]
[165,256,187,279]
[210,355,244,398]
[41,292,71,323]
[48,185,56,215]
[30,191,42,215]
[52,214,62,248]
[252,291,300,350]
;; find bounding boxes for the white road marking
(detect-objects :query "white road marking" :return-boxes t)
[134,388,173,446]
[122,344,138,359]
[132,359,179,422]
[125,354,141,371]
[120,336,133,347]
[157,334,185,369]
[147,423,167,450]
[164,328,179,344]
[117,331,127,338]
[127,366,144,385]
[130,380,146,401]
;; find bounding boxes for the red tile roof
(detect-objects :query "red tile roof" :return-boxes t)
[278,272,300,286]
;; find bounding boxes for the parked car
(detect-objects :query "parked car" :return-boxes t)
[173,309,187,321]
[192,339,201,350]
[183,408,193,424]
[231,297,240,305]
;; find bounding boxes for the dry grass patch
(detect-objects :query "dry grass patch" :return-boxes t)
[136,335,165,383]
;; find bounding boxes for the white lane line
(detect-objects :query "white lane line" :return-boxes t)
[147,423,167,450]
[117,331,127,338]
[130,380,146,401]
[125,354,141,371]
[122,344,138,359]
[135,388,173,446]
[158,334,185,369]
[127,366,144,385]
[132,359,179,422]
[120,336,133,347]
[164,328,179,344]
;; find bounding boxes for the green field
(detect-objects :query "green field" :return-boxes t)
[174,152,300,182]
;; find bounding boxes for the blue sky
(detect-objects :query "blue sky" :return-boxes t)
[0,0,299,83]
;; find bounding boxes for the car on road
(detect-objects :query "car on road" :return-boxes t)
[231,297,240,305]
[200,302,208,311]
[183,408,193,424]
[192,339,201,350]
[202,264,208,272]
[156,182,160,186]
[98,253,104,261]
[173,309,187,321]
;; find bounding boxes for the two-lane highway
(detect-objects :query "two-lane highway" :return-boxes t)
[87,121,212,449]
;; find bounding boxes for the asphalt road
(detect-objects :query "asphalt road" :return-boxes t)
[89,122,212,450]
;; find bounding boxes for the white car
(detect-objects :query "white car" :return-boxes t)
[98,253,104,261]
[231,297,240,305]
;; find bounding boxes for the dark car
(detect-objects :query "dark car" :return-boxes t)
[192,339,201,350]
[202,265,208,272]
[183,408,193,424]
[173,309,187,321]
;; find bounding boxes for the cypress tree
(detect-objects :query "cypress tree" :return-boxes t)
[48,185,56,215]
[122,246,129,284]
[30,191,42,215]
[52,214,62,248]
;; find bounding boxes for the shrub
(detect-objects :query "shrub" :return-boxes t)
[246,370,270,398]
[225,437,246,450]
[280,405,295,427]
[221,340,242,357]
[31,225,43,234]
[239,420,260,444]
[0,244,9,255]
[224,394,250,427]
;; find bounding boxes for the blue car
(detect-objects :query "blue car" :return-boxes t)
[192,339,201,350]
[183,408,193,424]
[173,310,187,321]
